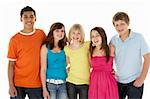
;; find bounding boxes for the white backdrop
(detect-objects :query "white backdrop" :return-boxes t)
[0,0,150,98]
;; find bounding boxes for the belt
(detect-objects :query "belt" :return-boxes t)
[46,79,65,84]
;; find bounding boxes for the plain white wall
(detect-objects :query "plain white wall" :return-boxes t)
[1,0,150,98]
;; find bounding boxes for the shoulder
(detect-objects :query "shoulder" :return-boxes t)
[131,32,144,41]
[111,34,118,40]
[36,29,45,33]
[84,41,90,48]
[9,33,20,43]
[35,29,46,35]
[64,45,69,51]
[41,44,48,52]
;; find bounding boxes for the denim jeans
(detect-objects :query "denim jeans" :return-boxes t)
[47,83,68,99]
[66,82,89,99]
[10,86,43,99]
[117,81,144,99]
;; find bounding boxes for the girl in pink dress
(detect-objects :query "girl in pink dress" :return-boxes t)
[88,27,118,99]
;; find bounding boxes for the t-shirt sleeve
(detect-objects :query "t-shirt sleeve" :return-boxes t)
[7,38,17,61]
[64,46,69,56]
[140,35,150,56]
[110,36,115,46]
[85,41,90,49]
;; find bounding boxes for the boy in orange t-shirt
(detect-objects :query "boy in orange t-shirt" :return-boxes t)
[7,6,46,99]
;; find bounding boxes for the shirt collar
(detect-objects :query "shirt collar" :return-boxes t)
[116,29,135,40]
[19,29,36,35]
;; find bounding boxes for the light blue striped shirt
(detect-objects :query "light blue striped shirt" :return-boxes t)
[110,30,150,83]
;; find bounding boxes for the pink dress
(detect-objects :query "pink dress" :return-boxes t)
[88,56,118,99]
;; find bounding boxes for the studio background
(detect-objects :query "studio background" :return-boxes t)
[0,0,150,98]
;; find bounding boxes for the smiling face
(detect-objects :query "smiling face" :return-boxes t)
[53,27,65,41]
[91,30,102,47]
[21,11,36,30]
[70,29,82,43]
[113,20,129,37]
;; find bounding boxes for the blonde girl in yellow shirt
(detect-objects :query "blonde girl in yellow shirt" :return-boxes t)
[64,24,90,99]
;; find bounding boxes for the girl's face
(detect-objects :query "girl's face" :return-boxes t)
[70,30,82,43]
[113,20,129,36]
[91,30,102,47]
[21,11,36,30]
[53,27,65,41]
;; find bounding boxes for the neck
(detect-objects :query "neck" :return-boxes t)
[120,30,130,41]
[22,28,34,33]
[95,45,101,50]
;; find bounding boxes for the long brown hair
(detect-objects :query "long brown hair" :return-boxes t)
[89,27,110,62]
[43,22,67,50]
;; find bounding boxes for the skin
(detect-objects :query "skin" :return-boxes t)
[8,11,36,97]
[20,11,36,33]
[113,20,150,87]
[40,27,65,99]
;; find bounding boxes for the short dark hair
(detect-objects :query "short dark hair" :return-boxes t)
[20,6,36,17]
[112,12,130,25]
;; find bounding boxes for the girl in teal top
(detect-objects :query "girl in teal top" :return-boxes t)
[40,22,68,99]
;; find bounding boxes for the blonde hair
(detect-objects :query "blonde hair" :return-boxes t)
[68,24,85,44]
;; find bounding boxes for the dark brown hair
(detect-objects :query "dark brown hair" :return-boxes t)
[89,27,110,62]
[20,6,36,17]
[44,22,67,50]
[112,12,130,25]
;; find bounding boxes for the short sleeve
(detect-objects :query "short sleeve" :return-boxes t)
[84,41,90,49]
[7,38,17,61]
[41,30,46,42]
[110,36,116,46]
[139,35,150,56]
[64,46,69,56]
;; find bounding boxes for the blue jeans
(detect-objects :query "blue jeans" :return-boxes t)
[47,83,68,99]
[10,86,43,99]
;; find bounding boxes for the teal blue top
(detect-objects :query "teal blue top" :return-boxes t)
[46,49,67,81]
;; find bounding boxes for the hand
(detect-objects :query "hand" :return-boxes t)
[133,77,144,87]
[43,89,50,99]
[9,85,17,97]
[67,67,70,73]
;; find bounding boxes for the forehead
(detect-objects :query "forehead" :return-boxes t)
[55,27,65,30]
[71,29,81,33]
[22,11,35,16]
[91,30,99,35]
[114,20,127,24]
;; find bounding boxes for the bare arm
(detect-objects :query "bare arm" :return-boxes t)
[8,60,17,97]
[66,56,70,73]
[40,45,50,99]
[109,44,115,57]
[134,53,150,87]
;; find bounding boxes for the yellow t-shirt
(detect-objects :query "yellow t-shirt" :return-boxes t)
[64,42,90,85]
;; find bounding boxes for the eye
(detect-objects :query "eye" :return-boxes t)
[55,29,59,32]
[30,15,34,19]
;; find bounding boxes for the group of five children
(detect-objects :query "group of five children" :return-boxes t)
[7,6,150,99]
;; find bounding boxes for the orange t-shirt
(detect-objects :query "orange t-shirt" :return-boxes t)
[7,29,46,88]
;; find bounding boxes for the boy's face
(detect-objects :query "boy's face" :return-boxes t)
[20,11,36,30]
[113,20,129,36]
